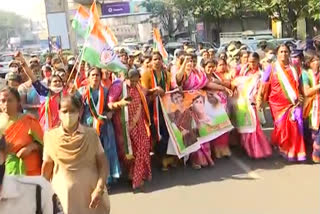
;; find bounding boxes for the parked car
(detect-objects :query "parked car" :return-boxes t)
[165,42,183,55]
[201,41,218,50]
[0,53,15,78]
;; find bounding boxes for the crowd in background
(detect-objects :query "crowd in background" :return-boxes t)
[1,37,320,213]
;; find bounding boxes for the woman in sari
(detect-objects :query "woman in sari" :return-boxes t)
[232,52,272,159]
[204,59,234,158]
[257,44,306,162]
[78,67,121,184]
[101,68,115,89]
[0,87,43,175]
[108,69,160,190]
[42,95,110,214]
[176,54,232,169]
[234,50,250,76]
[301,51,320,162]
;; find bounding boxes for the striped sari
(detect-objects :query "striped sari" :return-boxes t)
[262,62,306,161]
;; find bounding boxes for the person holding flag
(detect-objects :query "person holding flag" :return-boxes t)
[78,67,121,185]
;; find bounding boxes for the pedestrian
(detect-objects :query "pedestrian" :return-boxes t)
[0,136,64,214]
[208,48,216,60]
[301,50,320,162]
[108,68,160,191]
[5,72,22,89]
[170,49,185,89]
[42,95,110,214]
[211,58,234,157]
[15,53,66,131]
[232,53,272,159]
[139,55,152,76]
[17,56,42,118]
[176,54,233,168]
[257,44,306,162]
[0,87,43,175]
[140,51,175,171]
[78,67,121,184]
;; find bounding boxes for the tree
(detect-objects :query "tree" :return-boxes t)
[308,0,320,20]
[142,0,190,39]
[251,0,309,37]
[0,11,28,48]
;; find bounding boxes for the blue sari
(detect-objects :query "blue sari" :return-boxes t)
[79,86,121,183]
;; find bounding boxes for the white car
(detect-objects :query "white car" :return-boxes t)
[0,53,14,78]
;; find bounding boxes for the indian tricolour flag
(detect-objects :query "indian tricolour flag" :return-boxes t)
[82,22,126,73]
[153,27,168,61]
[72,5,90,38]
[103,25,118,48]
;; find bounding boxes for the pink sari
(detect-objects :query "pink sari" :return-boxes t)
[181,69,214,166]
[209,72,232,158]
[235,66,272,159]
[182,69,208,90]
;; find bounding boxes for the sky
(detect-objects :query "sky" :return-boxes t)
[0,0,46,21]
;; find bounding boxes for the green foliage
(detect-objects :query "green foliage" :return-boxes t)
[144,0,320,37]
[0,10,28,48]
[142,0,190,38]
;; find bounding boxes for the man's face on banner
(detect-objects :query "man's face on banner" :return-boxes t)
[207,91,218,106]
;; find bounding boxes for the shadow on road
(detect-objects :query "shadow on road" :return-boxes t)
[110,108,315,195]
[110,145,288,195]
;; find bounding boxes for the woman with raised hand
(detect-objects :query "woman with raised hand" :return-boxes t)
[15,52,67,131]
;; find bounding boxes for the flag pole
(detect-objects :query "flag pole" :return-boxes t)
[66,51,81,84]
[66,40,87,86]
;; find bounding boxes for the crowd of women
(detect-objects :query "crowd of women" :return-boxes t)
[0,40,319,213]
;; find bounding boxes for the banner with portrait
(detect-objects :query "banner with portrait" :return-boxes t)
[229,73,261,133]
[161,89,234,158]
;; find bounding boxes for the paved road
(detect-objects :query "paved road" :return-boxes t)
[109,110,320,214]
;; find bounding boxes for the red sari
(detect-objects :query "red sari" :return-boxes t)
[108,81,151,189]
[263,63,306,161]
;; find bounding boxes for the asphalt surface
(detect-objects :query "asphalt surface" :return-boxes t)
[109,108,320,214]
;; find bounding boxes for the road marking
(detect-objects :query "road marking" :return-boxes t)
[230,156,261,179]
[262,127,274,131]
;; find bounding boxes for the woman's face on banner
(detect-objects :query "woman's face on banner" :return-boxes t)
[207,91,218,106]
[172,93,183,106]
[192,96,205,114]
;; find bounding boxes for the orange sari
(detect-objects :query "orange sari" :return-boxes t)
[5,114,44,175]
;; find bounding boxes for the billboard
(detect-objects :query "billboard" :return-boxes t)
[47,13,70,49]
[101,0,148,17]
[44,0,65,13]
